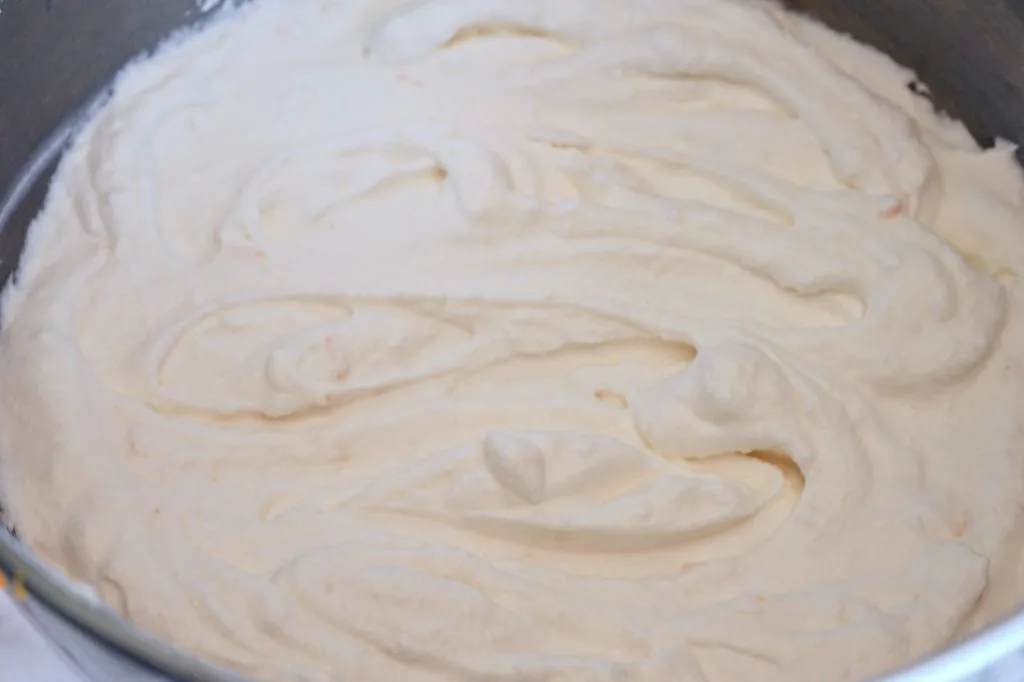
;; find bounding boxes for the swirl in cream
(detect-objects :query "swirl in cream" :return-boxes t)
[3,1,1024,680]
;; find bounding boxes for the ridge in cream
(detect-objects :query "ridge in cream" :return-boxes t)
[2,1,1024,680]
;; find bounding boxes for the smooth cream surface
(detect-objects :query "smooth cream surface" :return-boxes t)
[3,1,1024,680]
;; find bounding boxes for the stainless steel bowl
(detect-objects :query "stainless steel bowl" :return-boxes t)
[3,1,1024,680]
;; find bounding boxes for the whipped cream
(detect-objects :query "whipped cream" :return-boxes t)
[3,1,1024,680]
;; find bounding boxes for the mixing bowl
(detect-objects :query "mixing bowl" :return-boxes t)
[2,1,1024,680]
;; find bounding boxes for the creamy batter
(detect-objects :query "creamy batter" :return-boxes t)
[3,1,1024,680]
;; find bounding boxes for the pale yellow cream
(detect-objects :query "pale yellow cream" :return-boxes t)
[3,1,1024,680]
